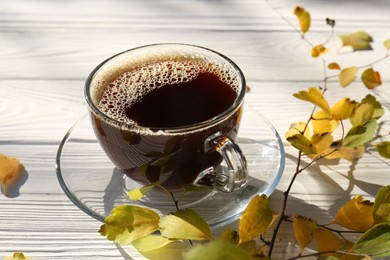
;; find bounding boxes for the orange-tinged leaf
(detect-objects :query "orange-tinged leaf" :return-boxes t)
[159,208,211,240]
[328,62,341,70]
[339,31,373,51]
[384,39,390,49]
[331,98,357,120]
[0,154,24,195]
[376,142,390,159]
[311,44,328,58]
[361,94,384,119]
[239,194,279,244]
[311,133,333,156]
[361,68,382,89]
[339,66,358,87]
[312,110,339,134]
[315,227,353,256]
[286,122,311,140]
[334,195,374,232]
[350,103,374,126]
[287,133,317,155]
[293,215,317,251]
[324,145,365,162]
[293,87,331,114]
[294,6,311,33]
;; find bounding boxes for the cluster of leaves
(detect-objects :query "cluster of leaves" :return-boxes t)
[99,5,390,260]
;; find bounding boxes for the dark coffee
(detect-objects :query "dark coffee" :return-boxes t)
[89,56,243,190]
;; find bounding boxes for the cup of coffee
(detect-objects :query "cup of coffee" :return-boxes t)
[85,43,247,193]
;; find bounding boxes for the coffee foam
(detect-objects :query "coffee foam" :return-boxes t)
[90,51,240,134]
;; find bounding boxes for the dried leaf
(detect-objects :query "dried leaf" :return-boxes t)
[384,39,390,49]
[339,66,358,88]
[373,186,390,224]
[352,223,390,257]
[183,240,252,260]
[312,110,339,135]
[99,205,160,245]
[293,87,330,114]
[311,44,328,58]
[131,234,173,252]
[350,103,374,126]
[127,182,159,200]
[324,145,365,162]
[361,94,384,119]
[343,119,377,148]
[334,195,374,232]
[4,253,30,260]
[339,31,373,50]
[361,68,382,89]
[0,154,24,195]
[315,227,353,256]
[311,133,333,157]
[294,6,311,33]
[239,194,279,243]
[328,62,341,70]
[286,122,311,140]
[331,98,356,120]
[159,209,211,240]
[293,215,317,251]
[287,133,317,155]
[376,142,390,159]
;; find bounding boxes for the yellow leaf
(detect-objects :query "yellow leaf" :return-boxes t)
[127,182,159,200]
[293,87,331,114]
[131,234,173,252]
[287,133,317,155]
[315,227,353,256]
[334,195,374,232]
[361,68,382,89]
[159,209,212,240]
[324,145,365,162]
[339,31,373,51]
[293,215,317,251]
[239,194,279,244]
[183,240,252,260]
[331,98,357,120]
[312,110,339,135]
[220,229,239,244]
[311,44,328,58]
[286,122,311,139]
[0,154,24,195]
[350,103,374,126]
[4,252,30,260]
[339,67,358,87]
[294,6,311,33]
[328,62,341,70]
[311,133,333,157]
[384,39,390,49]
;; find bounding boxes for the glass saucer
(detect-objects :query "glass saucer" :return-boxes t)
[55,106,285,228]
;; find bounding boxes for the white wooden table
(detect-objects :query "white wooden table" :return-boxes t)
[1,0,389,259]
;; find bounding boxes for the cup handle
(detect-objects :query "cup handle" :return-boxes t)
[192,132,248,192]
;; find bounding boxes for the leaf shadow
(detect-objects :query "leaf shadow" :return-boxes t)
[4,168,29,198]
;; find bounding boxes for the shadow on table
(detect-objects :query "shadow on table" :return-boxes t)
[4,167,28,198]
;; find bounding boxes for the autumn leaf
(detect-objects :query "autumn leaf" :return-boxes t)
[287,133,317,155]
[376,142,390,159]
[239,194,279,244]
[328,62,341,70]
[99,205,160,245]
[293,87,331,114]
[324,145,365,162]
[183,240,252,260]
[352,223,390,257]
[315,227,353,256]
[384,39,390,49]
[0,154,24,195]
[373,185,390,224]
[361,94,384,119]
[127,182,159,200]
[339,31,373,50]
[4,253,30,260]
[219,229,239,244]
[311,133,333,157]
[339,66,358,88]
[334,195,374,232]
[286,122,311,140]
[293,215,317,251]
[294,6,311,33]
[350,103,374,126]
[343,119,377,148]
[361,68,382,89]
[131,234,173,252]
[312,110,338,135]
[311,44,328,58]
[331,98,356,120]
[159,208,211,240]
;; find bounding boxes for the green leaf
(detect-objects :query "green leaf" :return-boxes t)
[99,205,160,245]
[361,68,382,89]
[339,31,373,50]
[376,142,390,159]
[384,39,390,49]
[350,103,374,126]
[293,87,331,114]
[159,209,211,240]
[373,185,390,223]
[287,133,317,155]
[183,240,252,260]
[361,94,384,119]
[219,229,239,244]
[352,223,390,257]
[127,182,159,200]
[239,194,279,243]
[131,234,173,252]
[339,66,358,88]
[343,119,377,148]
[294,6,311,33]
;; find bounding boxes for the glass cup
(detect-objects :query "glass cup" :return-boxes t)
[85,43,248,193]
